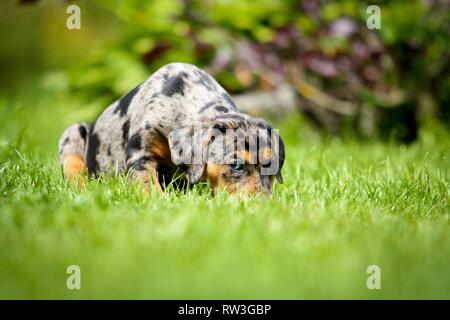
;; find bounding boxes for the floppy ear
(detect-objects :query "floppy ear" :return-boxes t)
[168,125,207,184]
[276,135,285,183]
[272,130,285,184]
[276,171,283,184]
[258,123,285,184]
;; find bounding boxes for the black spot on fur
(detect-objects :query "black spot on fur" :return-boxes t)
[153,127,165,139]
[244,137,250,150]
[59,137,70,155]
[199,101,218,113]
[212,124,226,133]
[157,164,190,191]
[128,156,150,171]
[62,137,70,147]
[257,122,267,129]
[107,147,112,156]
[78,125,87,143]
[125,133,142,161]
[85,128,100,175]
[194,70,216,91]
[215,106,228,113]
[215,114,244,120]
[222,93,237,109]
[121,120,130,149]
[162,72,187,97]
[114,84,141,117]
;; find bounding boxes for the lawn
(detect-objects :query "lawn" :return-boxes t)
[0,90,449,299]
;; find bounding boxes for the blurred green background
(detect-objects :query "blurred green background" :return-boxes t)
[0,0,449,299]
[1,0,449,141]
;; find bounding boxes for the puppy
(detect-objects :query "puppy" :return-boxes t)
[58,63,285,195]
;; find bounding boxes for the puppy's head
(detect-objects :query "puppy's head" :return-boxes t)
[168,117,284,195]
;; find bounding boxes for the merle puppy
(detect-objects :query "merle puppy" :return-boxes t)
[58,63,284,194]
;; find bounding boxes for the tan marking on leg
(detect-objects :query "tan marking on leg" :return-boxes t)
[131,164,163,194]
[61,155,86,179]
[61,154,86,188]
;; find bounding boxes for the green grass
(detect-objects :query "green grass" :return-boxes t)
[0,91,449,299]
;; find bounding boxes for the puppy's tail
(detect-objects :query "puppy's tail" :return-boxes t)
[58,123,89,180]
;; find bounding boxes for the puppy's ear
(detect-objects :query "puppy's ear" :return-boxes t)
[168,126,207,184]
[263,127,284,184]
[276,172,283,184]
[275,134,285,183]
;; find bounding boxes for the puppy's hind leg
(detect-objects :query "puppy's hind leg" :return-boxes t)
[58,123,89,181]
[125,129,165,194]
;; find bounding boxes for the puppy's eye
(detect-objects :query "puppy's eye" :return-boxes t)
[229,163,244,171]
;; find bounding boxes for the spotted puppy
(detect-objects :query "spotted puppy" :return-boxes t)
[58,63,285,194]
